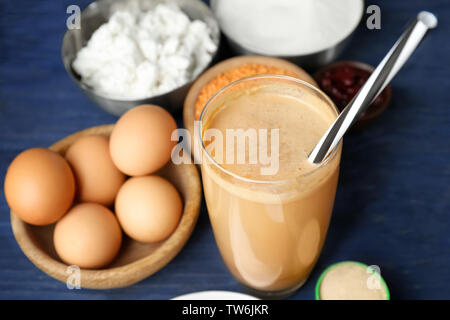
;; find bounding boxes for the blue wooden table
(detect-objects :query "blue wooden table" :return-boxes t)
[0,0,449,299]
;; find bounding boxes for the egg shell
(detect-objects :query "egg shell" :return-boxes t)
[65,135,126,206]
[4,148,75,226]
[53,203,122,269]
[115,175,183,243]
[109,105,178,176]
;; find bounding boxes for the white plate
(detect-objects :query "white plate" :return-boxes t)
[172,290,259,300]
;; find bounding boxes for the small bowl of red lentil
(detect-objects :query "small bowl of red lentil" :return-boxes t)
[183,55,318,155]
[314,61,392,130]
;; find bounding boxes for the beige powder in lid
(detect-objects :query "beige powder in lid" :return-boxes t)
[317,262,390,300]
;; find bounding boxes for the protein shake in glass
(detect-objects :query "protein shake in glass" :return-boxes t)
[198,75,342,298]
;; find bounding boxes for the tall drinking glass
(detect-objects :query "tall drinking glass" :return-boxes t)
[198,75,342,298]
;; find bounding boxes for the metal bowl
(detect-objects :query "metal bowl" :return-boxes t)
[62,0,220,116]
[210,0,364,70]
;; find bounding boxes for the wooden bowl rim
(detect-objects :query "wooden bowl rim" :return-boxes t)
[10,124,202,289]
[183,55,318,140]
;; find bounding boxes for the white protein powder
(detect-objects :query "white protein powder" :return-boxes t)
[73,3,217,100]
[213,0,363,56]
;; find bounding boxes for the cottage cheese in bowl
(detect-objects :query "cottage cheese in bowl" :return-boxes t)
[72,3,217,100]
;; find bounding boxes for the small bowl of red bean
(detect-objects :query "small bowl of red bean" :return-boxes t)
[314,61,392,130]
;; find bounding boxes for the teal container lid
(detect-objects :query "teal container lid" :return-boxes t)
[315,261,390,300]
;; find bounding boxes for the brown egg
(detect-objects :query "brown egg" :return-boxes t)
[53,203,122,269]
[109,105,178,176]
[4,148,75,226]
[115,176,182,243]
[65,135,126,206]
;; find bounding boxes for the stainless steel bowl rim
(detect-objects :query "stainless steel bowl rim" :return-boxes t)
[211,0,365,66]
[62,0,221,103]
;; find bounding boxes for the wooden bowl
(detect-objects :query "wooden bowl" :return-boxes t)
[183,56,318,145]
[314,60,392,130]
[10,124,202,289]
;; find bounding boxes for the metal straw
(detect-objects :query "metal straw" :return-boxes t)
[308,11,438,164]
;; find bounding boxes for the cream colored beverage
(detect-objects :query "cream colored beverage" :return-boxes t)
[199,76,342,297]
